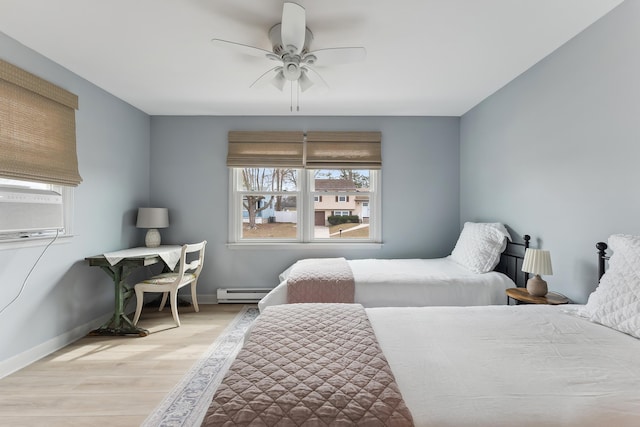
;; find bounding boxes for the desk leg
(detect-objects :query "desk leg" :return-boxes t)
[88,265,149,337]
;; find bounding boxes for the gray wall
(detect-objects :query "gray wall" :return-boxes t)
[460,0,638,303]
[0,32,151,370]
[150,116,461,297]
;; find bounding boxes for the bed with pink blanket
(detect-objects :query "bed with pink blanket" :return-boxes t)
[259,223,530,312]
[203,236,640,426]
[205,303,640,426]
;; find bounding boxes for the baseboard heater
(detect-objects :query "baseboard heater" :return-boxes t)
[217,288,271,303]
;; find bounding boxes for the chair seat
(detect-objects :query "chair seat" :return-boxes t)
[142,273,196,286]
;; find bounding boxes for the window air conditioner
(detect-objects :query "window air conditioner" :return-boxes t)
[0,188,64,235]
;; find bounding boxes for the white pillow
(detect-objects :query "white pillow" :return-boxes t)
[450,222,511,273]
[584,234,640,339]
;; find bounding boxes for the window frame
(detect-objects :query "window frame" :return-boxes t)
[228,168,381,247]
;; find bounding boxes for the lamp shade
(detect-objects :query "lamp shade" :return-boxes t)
[136,207,169,229]
[522,249,553,275]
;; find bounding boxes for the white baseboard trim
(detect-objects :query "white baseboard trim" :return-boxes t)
[0,312,112,379]
[183,294,218,304]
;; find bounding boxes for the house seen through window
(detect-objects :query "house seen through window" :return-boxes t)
[230,168,379,243]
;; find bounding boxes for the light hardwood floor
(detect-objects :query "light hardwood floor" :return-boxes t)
[0,303,245,427]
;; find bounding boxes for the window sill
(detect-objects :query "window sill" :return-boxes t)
[227,242,383,250]
[0,234,73,250]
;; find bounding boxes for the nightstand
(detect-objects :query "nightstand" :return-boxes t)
[506,287,570,305]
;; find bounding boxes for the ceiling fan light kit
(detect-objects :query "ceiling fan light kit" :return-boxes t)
[211,2,366,111]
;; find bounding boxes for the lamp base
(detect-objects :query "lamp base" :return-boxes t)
[526,274,548,297]
[145,228,161,248]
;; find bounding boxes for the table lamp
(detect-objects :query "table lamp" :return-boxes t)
[521,248,553,296]
[136,207,169,247]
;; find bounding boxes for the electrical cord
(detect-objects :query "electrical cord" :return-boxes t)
[0,230,59,316]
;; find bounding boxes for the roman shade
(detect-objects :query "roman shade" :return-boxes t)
[227,130,382,169]
[227,131,305,167]
[0,59,82,186]
[306,131,382,169]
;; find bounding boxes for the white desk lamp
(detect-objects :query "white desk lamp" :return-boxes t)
[521,249,553,297]
[136,207,169,248]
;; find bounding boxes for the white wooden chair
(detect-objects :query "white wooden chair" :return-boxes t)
[132,241,207,327]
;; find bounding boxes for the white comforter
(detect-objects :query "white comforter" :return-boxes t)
[367,304,640,427]
[258,257,515,312]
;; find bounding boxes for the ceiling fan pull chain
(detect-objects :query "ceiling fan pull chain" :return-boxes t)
[297,81,300,112]
[290,81,293,112]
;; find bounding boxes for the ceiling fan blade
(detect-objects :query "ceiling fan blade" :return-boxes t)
[211,38,279,61]
[249,66,283,89]
[298,70,314,92]
[304,47,366,66]
[302,65,329,92]
[280,2,306,55]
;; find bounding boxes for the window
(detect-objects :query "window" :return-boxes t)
[229,168,379,243]
[0,59,80,243]
[227,130,381,245]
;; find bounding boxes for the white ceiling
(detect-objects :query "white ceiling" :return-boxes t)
[0,0,623,116]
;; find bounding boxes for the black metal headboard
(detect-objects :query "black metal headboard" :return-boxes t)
[494,234,531,287]
[597,241,609,280]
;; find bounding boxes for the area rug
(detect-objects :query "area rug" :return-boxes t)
[142,305,259,427]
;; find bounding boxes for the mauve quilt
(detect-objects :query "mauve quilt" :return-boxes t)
[202,303,414,426]
[286,257,355,304]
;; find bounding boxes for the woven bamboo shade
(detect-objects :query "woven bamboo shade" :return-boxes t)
[227,130,382,169]
[227,131,304,167]
[0,59,82,186]
[306,131,382,169]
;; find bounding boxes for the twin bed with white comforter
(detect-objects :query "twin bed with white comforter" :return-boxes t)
[203,232,640,425]
[259,222,523,311]
[259,257,516,310]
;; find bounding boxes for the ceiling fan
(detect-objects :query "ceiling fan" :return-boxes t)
[211,2,366,110]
